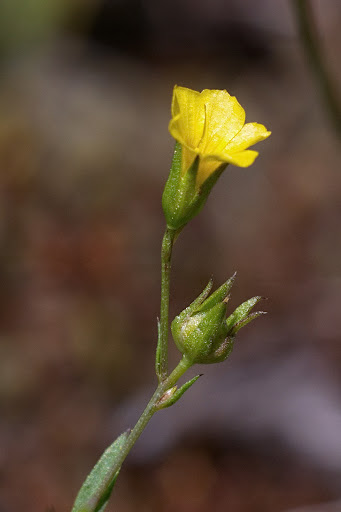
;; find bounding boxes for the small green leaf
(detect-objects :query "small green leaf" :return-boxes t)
[72,431,129,512]
[156,375,202,409]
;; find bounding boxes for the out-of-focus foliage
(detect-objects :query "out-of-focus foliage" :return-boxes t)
[0,0,97,55]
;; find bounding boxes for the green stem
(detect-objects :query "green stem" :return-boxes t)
[157,227,177,381]
[293,0,341,136]
[122,355,191,456]
[85,356,192,511]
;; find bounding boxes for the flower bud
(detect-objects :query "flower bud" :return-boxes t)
[171,275,266,365]
[171,276,234,364]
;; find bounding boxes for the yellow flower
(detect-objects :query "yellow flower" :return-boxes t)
[169,85,271,186]
[163,85,271,230]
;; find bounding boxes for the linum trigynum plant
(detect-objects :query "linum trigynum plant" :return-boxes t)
[71,86,271,512]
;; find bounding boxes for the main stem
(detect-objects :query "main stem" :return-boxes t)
[83,225,185,512]
[119,355,192,462]
[157,227,177,381]
[85,356,192,511]
[106,226,179,477]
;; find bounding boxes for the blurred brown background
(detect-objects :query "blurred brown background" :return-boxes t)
[0,1,341,511]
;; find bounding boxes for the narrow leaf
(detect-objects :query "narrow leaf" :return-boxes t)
[156,375,202,409]
[72,431,129,512]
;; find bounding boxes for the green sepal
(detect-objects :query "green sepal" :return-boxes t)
[190,302,227,344]
[162,142,199,230]
[203,335,234,364]
[226,296,264,334]
[196,273,236,313]
[178,154,200,209]
[171,278,238,364]
[156,374,201,410]
[231,311,267,335]
[163,142,182,204]
[175,301,228,363]
[187,163,227,221]
[172,274,235,337]
[173,278,213,329]
[72,431,129,512]
[162,143,227,230]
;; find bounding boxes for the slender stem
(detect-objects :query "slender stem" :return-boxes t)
[293,0,341,136]
[113,226,185,479]
[123,356,191,455]
[157,227,177,381]
[85,356,192,511]
[81,225,186,512]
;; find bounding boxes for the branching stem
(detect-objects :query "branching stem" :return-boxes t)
[85,356,192,511]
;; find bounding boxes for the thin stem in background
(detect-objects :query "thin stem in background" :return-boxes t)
[293,0,341,136]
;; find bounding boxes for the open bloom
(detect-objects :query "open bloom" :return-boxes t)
[169,85,271,186]
[162,85,271,230]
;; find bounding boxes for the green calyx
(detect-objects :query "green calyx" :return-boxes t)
[171,274,266,365]
[162,142,226,230]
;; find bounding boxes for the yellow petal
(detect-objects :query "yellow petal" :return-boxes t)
[169,85,206,150]
[222,149,259,167]
[199,90,245,154]
[224,122,271,153]
[198,148,259,185]
[168,86,271,184]
[181,145,199,175]
[197,157,223,186]
[169,114,189,149]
